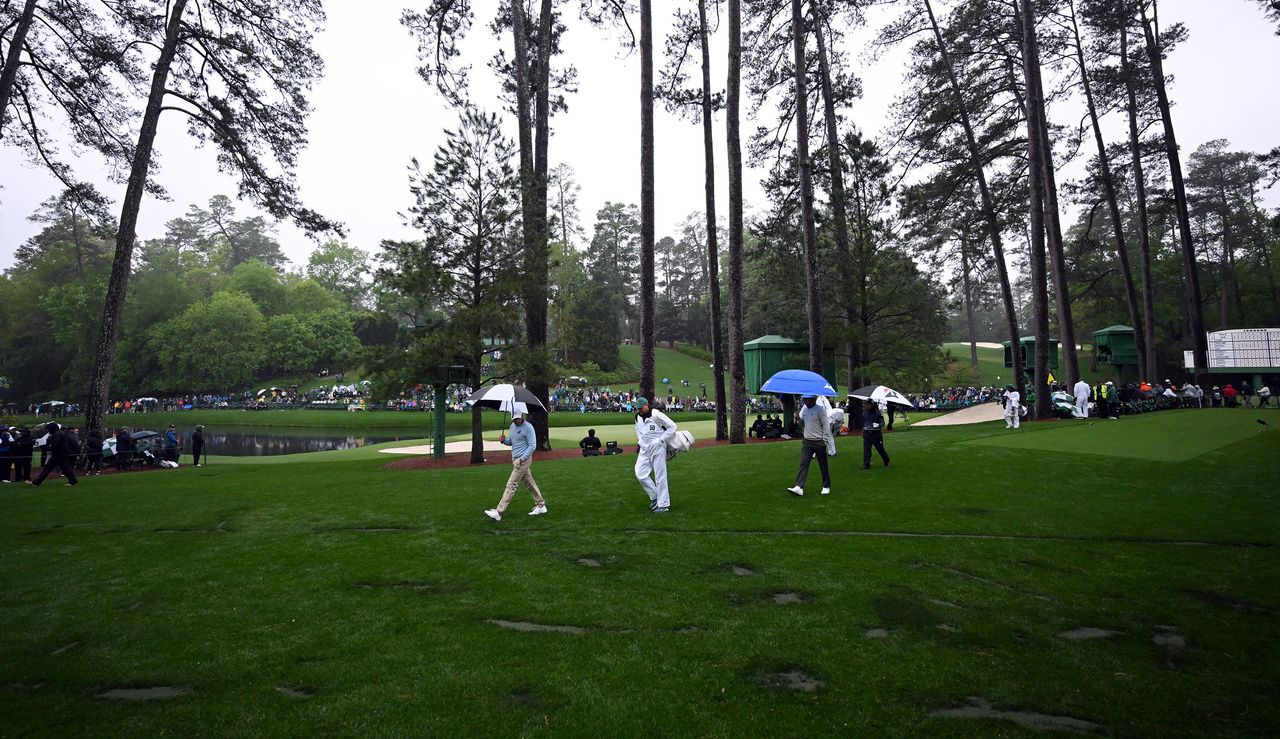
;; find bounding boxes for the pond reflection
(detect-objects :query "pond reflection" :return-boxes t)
[193,426,410,456]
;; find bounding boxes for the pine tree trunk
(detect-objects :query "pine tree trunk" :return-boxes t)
[1220,209,1230,328]
[528,0,553,448]
[85,0,187,436]
[1141,3,1208,386]
[471,362,485,464]
[813,6,852,393]
[698,0,727,440]
[923,0,1025,397]
[1067,0,1147,380]
[639,0,656,401]
[1018,0,1052,419]
[792,0,823,373]
[962,242,980,372]
[727,0,747,444]
[1122,21,1157,379]
[0,0,37,137]
[1019,0,1078,385]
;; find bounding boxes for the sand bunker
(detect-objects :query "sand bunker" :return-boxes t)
[913,402,1005,427]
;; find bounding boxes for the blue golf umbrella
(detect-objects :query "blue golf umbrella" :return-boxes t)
[760,369,838,397]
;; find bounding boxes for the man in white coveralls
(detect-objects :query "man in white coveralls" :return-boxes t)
[1072,377,1091,419]
[1003,384,1021,429]
[633,397,678,513]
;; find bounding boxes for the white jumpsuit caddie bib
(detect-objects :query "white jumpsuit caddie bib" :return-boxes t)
[635,409,677,508]
[1004,390,1021,429]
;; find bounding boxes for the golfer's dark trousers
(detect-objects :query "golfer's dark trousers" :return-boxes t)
[86,453,102,474]
[863,431,889,468]
[32,456,77,486]
[193,444,204,465]
[13,458,31,482]
[795,439,831,487]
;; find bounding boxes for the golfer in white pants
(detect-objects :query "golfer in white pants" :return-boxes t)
[1003,385,1021,429]
[1072,378,1091,419]
[633,397,677,512]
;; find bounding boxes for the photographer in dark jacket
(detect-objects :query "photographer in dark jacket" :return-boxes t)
[0,426,13,482]
[32,422,79,487]
[12,428,34,482]
[860,400,891,470]
[84,428,104,475]
[191,425,206,467]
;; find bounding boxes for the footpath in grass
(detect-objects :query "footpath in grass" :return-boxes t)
[1,412,1277,735]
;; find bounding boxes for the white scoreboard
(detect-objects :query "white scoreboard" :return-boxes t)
[1207,328,1280,368]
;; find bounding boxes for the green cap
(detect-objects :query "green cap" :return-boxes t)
[634,396,649,409]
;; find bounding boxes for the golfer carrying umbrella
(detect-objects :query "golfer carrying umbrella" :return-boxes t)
[633,397,678,512]
[788,394,832,496]
[484,410,546,522]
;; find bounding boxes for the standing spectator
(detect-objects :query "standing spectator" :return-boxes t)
[787,394,832,496]
[1258,384,1273,408]
[1241,380,1254,407]
[860,399,891,469]
[1223,383,1238,407]
[191,426,206,467]
[0,426,13,483]
[84,428,104,476]
[31,422,79,487]
[115,427,132,470]
[483,411,546,522]
[11,427,34,483]
[164,425,179,463]
[632,397,678,513]
[1003,384,1022,429]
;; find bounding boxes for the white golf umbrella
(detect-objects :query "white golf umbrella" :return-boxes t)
[849,385,914,408]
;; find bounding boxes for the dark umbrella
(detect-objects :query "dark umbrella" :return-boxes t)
[465,384,547,412]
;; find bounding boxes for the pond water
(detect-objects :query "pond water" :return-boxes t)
[182,426,412,457]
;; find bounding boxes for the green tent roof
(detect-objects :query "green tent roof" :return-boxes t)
[743,335,807,349]
[1093,325,1134,334]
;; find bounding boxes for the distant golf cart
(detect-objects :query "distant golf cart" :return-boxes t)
[104,430,164,468]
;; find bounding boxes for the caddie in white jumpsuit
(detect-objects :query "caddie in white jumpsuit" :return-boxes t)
[1072,378,1091,419]
[633,396,677,512]
[1003,384,1021,429]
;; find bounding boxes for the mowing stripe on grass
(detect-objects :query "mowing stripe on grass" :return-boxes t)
[616,528,1274,548]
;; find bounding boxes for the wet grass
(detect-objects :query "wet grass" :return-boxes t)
[0,410,1277,735]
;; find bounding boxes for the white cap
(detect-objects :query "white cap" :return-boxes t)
[511,411,524,419]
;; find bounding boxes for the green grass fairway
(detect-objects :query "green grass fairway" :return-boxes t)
[939,341,1010,385]
[961,409,1263,461]
[2,413,1278,735]
[617,343,724,390]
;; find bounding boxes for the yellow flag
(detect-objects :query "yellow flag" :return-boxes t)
[1046,372,1056,386]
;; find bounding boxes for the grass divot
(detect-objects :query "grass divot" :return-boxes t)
[1060,628,1123,641]
[929,696,1104,734]
[96,686,191,701]
[752,668,824,693]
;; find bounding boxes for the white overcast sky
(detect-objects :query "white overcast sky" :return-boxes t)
[1,0,1277,272]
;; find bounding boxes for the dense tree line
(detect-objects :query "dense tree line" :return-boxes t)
[0,189,368,402]
[3,0,1278,445]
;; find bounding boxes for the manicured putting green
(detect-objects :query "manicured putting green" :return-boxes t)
[960,408,1266,461]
